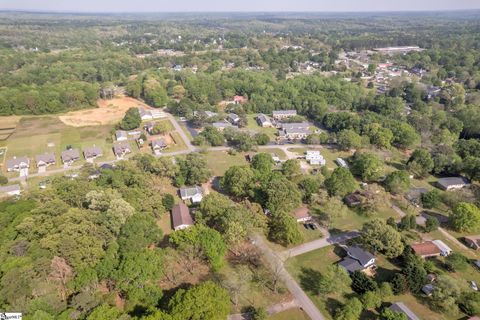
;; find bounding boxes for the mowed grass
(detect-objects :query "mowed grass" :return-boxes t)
[268,308,310,320]
[245,114,278,139]
[204,150,249,176]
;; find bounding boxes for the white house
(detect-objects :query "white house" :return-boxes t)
[6,156,30,172]
[339,246,376,274]
[272,110,297,120]
[179,186,204,204]
[432,240,453,257]
[115,130,128,141]
[138,108,153,121]
[336,158,349,168]
[305,150,326,165]
[436,177,470,191]
[256,114,273,127]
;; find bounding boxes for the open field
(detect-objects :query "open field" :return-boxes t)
[59,96,151,127]
[204,150,249,176]
[268,308,310,320]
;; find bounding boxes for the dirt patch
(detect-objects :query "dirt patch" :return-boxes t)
[59,96,153,127]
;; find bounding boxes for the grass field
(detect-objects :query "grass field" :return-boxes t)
[246,114,278,139]
[268,308,310,320]
[204,150,249,176]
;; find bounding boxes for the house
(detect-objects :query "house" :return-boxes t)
[61,149,80,165]
[233,95,248,104]
[171,203,194,231]
[127,130,142,140]
[465,235,480,250]
[204,110,218,118]
[389,302,420,320]
[35,153,56,168]
[116,130,128,141]
[0,184,21,197]
[83,147,103,162]
[150,109,167,119]
[344,192,364,207]
[272,110,297,120]
[113,142,132,159]
[422,284,435,296]
[411,240,452,258]
[278,123,311,140]
[305,150,326,165]
[179,186,204,204]
[339,246,376,274]
[291,207,312,223]
[256,114,273,127]
[6,156,30,172]
[212,121,236,131]
[227,113,241,125]
[336,158,349,168]
[151,138,167,155]
[138,108,153,121]
[436,177,470,191]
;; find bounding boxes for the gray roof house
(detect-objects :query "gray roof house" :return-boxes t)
[339,246,376,273]
[212,121,236,131]
[171,203,194,231]
[389,302,420,320]
[83,147,103,160]
[113,142,132,159]
[0,184,21,197]
[179,186,204,204]
[35,153,56,167]
[256,113,273,127]
[6,156,30,172]
[61,149,80,164]
[227,113,241,125]
[437,177,470,191]
[115,130,128,141]
[151,138,167,154]
[138,108,153,120]
[272,110,297,119]
[422,284,435,296]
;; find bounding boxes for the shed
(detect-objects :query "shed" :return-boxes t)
[171,203,194,231]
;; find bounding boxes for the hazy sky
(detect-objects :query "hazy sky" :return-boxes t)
[0,0,479,13]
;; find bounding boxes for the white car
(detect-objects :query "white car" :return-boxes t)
[470,281,478,291]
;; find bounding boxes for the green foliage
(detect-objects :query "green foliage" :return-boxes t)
[337,129,363,151]
[324,167,357,197]
[264,175,302,214]
[281,159,301,178]
[350,152,384,182]
[198,126,225,146]
[390,274,408,294]
[399,214,416,231]
[384,170,411,194]
[0,175,8,185]
[361,290,382,309]
[336,297,363,320]
[445,252,469,272]
[251,153,274,174]
[380,308,408,320]
[402,249,427,293]
[254,133,270,145]
[421,189,441,209]
[268,211,303,246]
[299,265,351,295]
[162,194,175,211]
[450,202,480,232]
[120,107,141,131]
[460,292,480,316]
[87,304,121,320]
[361,218,404,258]
[221,165,255,197]
[350,270,378,294]
[177,153,212,186]
[425,216,440,232]
[168,281,230,320]
[407,149,434,178]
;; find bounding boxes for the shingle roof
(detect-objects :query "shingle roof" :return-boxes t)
[172,203,194,229]
[6,156,29,169]
[339,257,364,273]
[152,138,167,149]
[273,110,297,116]
[346,246,375,266]
[437,177,469,188]
[61,149,80,163]
[113,142,131,156]
[35,153,56,164]
[179,186,203,198]
[83,146,103,159]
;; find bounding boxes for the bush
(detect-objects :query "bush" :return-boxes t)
[162,194,175,211]
[424,216,439,232]
[444,252,469,272]
[421,190,441,209]
[0,175,8,185]
[351,270,378,294]
[390,273,408,294]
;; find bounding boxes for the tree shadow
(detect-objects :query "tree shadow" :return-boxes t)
[325,297,342,318]
[298,267,322,295]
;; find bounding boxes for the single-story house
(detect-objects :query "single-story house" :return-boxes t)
[256,114,273,127]
[138,108,153,121]
[436,177,470,191]
[344,192,363,207]
[171,203,194,231]
[227,113,241,125]
[336,158,349,168]
[272,110,297,120]
[339,246,376,274]
[411,240,452,258]
[305,150,326,166]
[212,121,236,131]
[389,302,420,320]
[35,153,56,168]
[179,186,204,204]
[204,110,218,118]
[465,235,480,250]
[291,207,312,223]
[422,284,435,296]
[233,95,248,104]
[151,138,167,154]
[83,147,103,161]
[6,156,30,172]
[61,149,81,165]
[115,130,128,141]
[0,184,21,197]
[113,142,132,159]
[277,122,311,140]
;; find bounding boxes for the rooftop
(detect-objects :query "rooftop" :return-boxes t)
[411,241,441,257]
[172,203,194,229]
[61,149,80,162]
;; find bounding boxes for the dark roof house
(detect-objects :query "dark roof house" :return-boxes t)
[61,149,80,164]
[171,203,194,231]
[35,153,56,167]
[113,142,132,159]
[6,156,30,171]
[339,246,376,273]
[436,177,470,191]
[83,146,103,160]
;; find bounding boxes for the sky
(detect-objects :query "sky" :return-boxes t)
[0,0,479,13]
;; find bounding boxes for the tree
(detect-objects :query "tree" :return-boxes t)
[363,123,393,149]
[324,167,357,197]
[162,194,175,211]
[199,126,225,146]
[384,171,411,194]
[421,190,441,209]
[460,292,480,316]
[380,308,408,320]
[407,149,434,178]
[0,175,8,185]
[361,219,404,258]
[336,297,363,320]
[351,270,378,294]
[425,216,440,232]
[399,214,416,231]
[119,107,141,130]
[251,153,274,174]
[337,129,363,151]
[450,202,480,232]
[300,265,351,295]
[177,153,212,185]
[268,211,303,246]
[151,121,171,135]
[402,249,427,293]
[168,281,230,320]
[264,175,302,214]
[362,290,382,309]
[445,252,469,272]
[221,166,255,198]
[87,304,121,320]
[282,159,301,178]
[298,176,322,203]
[390,273,408,294]
[351,152,384,182]
[254,133,270,145]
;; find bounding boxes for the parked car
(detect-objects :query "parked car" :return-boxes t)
[303,224,309,230]
[471,281,478,291]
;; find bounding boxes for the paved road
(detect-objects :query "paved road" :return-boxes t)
[166,114,195,152]
[228,299,298,320]
[251,234,325,320]
[282,229,360,259]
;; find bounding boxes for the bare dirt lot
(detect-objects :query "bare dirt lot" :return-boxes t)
[59,96,152,127]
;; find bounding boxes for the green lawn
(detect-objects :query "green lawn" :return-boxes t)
[168,132,188,152]
[259,148,287,160]
[245,114,278,139]
[204,150,249,176]
[268,308,310,320]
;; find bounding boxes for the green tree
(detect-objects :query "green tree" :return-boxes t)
[362,290,382,309]
[87,304,121,320]
[351,270,378,294]
[254,133,270,145]
[336,297,363,320]
[119,107,141,130]
[282,159,301,178]
[421,190,441,209]
[361,219,404,258]
[0,175,8,185]
[221,166,255,197]
[425,216,440,232]
[337,129,363,151]
[151,121,171,135]
[445,252,469,272]
[384,171,411,194]
[168,281,230,320]
[268,211,303,246]
[380,308,408,320]
[264,175,302,214]
[450,202,480,232]
[407,149,434,178]
[351,152,384,182]
[177,153,212,185]
[461,292,480,316]
[324,167,357,197]
[162,194,175,211]
[251,153,274,174]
